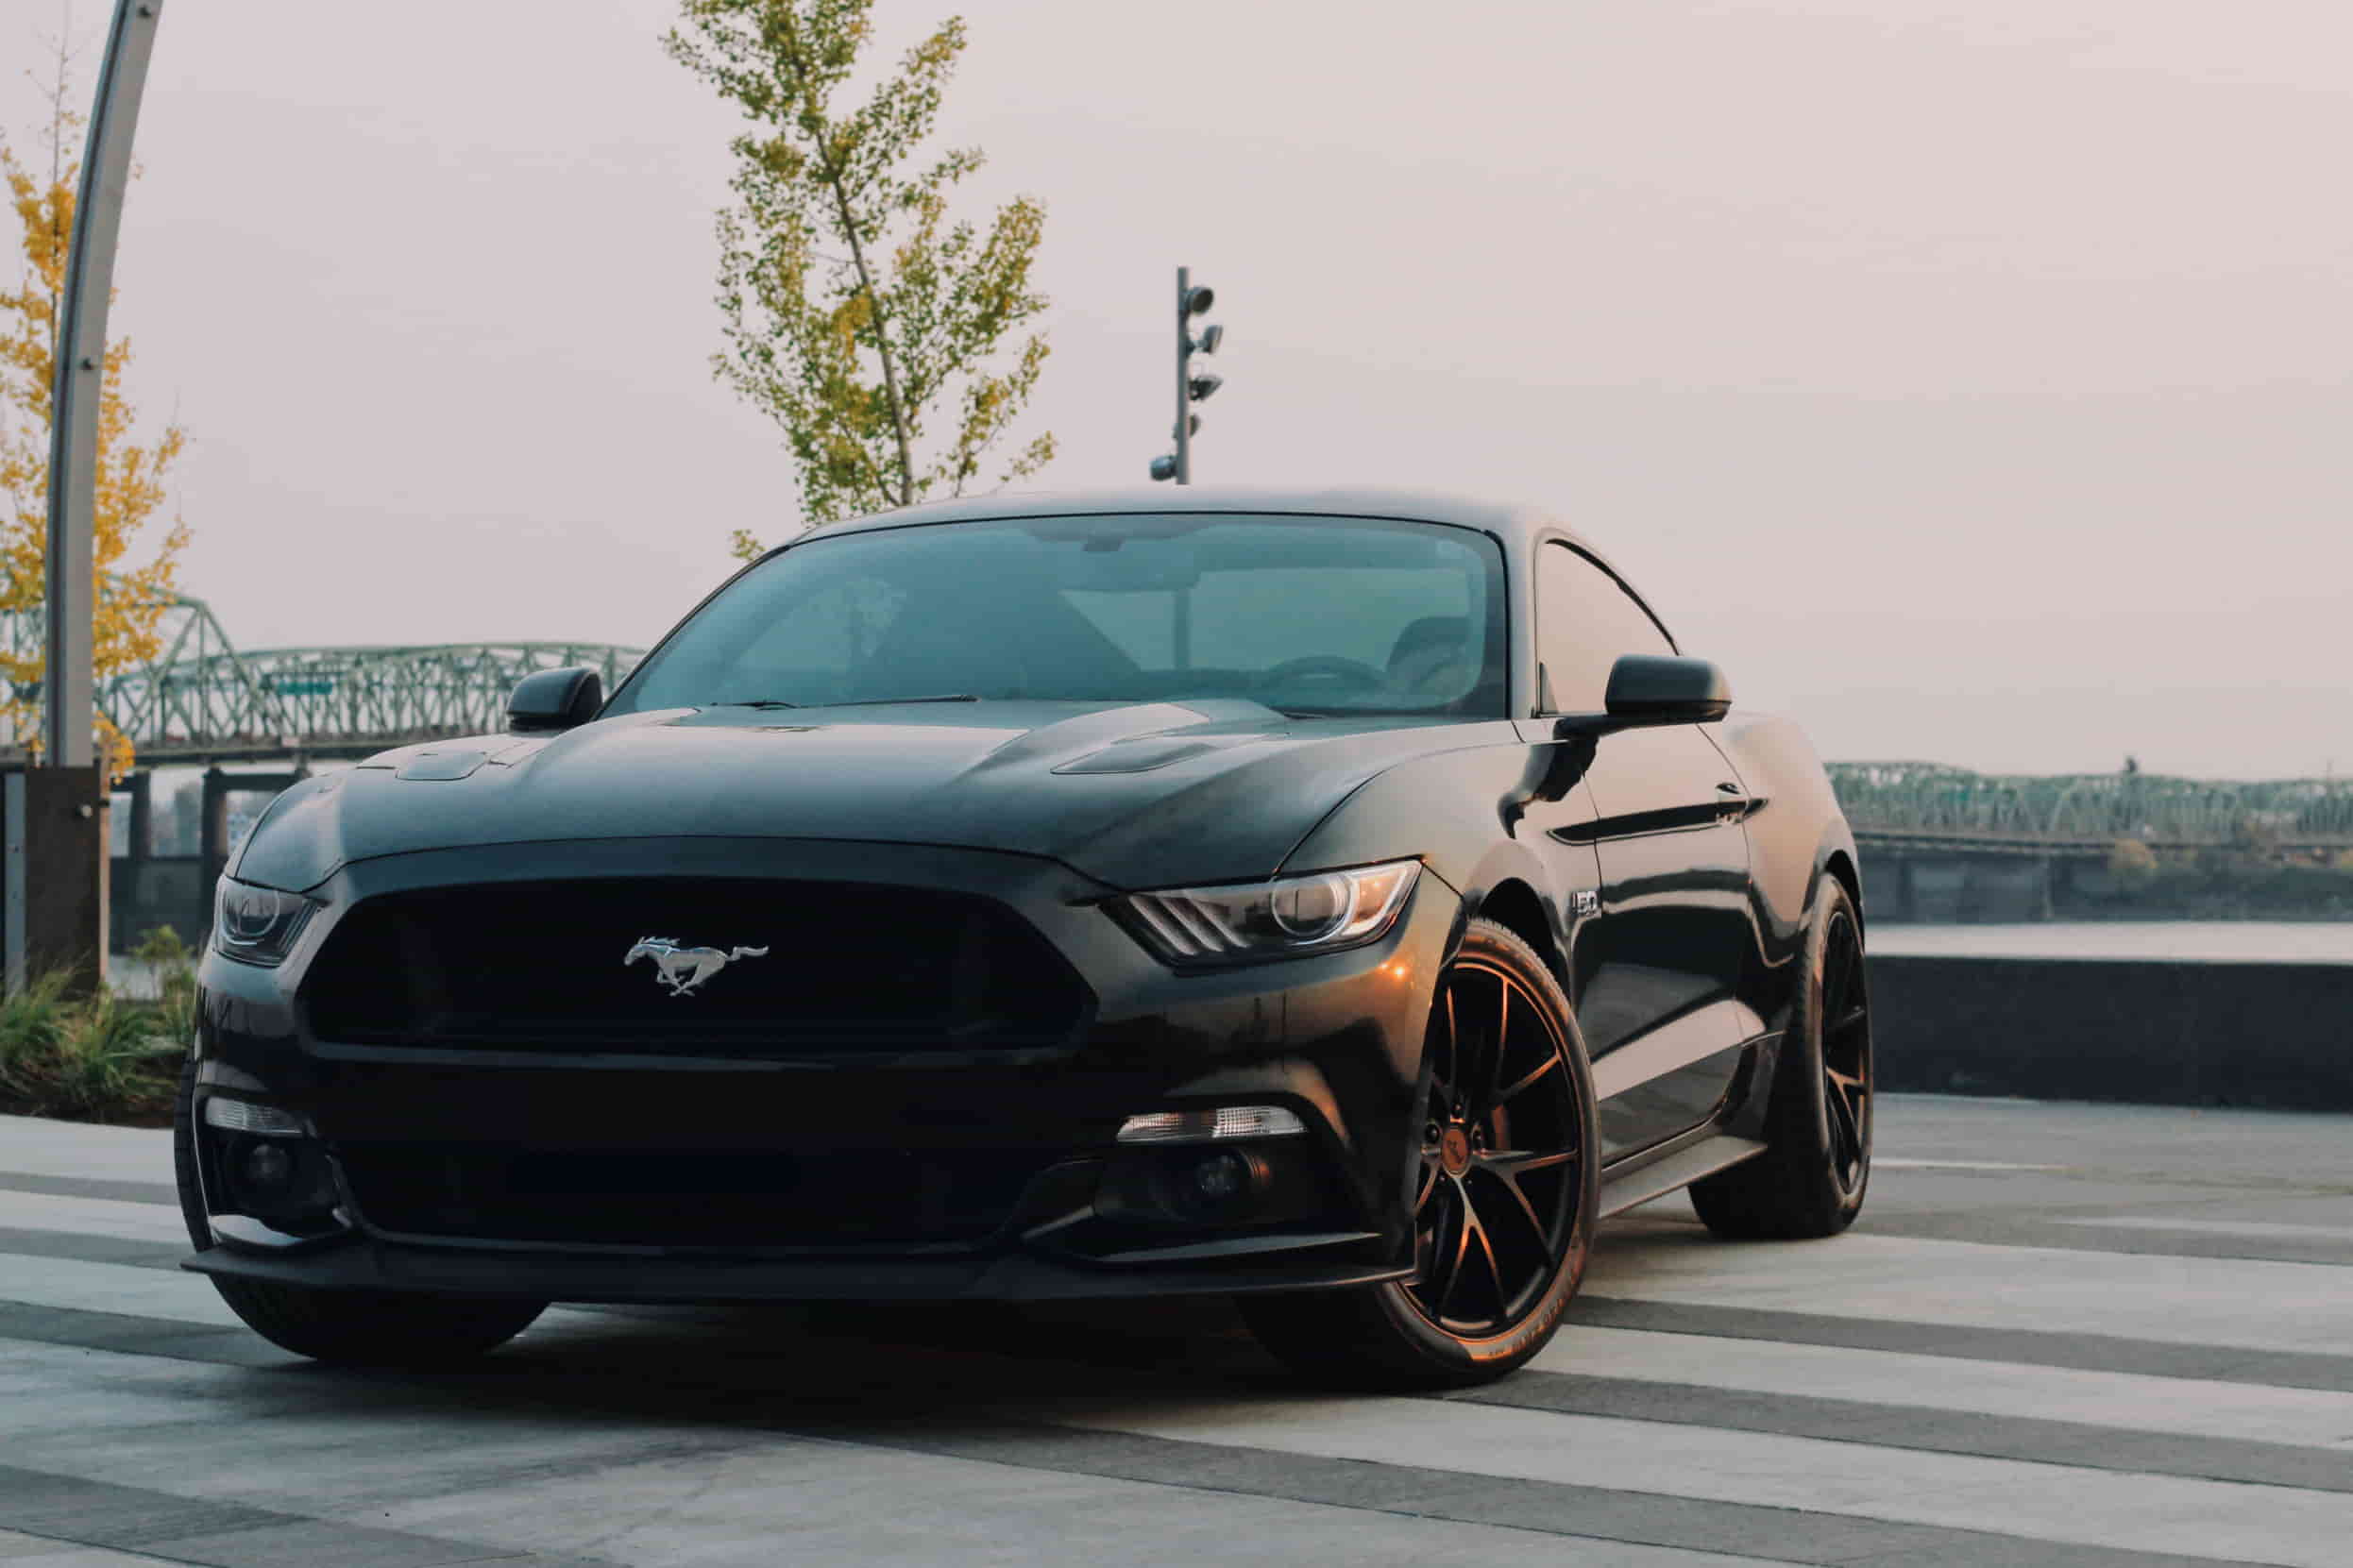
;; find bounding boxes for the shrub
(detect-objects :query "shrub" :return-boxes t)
[0,971,71,1084]
[133,924,200,1054]
[0,970,183,1124]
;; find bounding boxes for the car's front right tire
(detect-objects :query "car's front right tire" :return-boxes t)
[1242,918,1598,1389]
[174,1057,546,1366]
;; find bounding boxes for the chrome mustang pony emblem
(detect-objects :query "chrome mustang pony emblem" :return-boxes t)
[624,936,770,997]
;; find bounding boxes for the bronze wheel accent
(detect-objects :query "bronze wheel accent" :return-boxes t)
[1408,954,1584,1338]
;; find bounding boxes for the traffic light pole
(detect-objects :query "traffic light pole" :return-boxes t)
[1151,267,1220,485]
[1173,266,1193,485]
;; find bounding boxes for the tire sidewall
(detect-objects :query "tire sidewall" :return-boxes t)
[1789,880,1871,1219]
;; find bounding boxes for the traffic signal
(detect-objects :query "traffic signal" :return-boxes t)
[1150,266,1224,483]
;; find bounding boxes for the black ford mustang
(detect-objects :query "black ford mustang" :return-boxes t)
[178,488,1874,1388]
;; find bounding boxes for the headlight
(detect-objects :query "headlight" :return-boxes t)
[1115,860,1421,966]
[212,880,318,967]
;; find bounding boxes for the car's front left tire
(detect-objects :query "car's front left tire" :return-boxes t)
[174,1058,546,1366]
[1242,918,1599,1389]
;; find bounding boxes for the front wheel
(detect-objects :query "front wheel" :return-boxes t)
[173,1056,546,1366]
[205,1276,547,1367]
[1243,919,1599,1389]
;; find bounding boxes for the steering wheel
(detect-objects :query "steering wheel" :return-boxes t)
[1257,655,1388,694]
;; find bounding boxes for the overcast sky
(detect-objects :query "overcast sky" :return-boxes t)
[7,0,2349,777]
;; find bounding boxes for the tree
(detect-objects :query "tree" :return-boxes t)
[668,0,1053,556]
[0,42,187,778]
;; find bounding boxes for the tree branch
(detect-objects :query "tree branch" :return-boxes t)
[770,6,917,508]
[823,177,916,506]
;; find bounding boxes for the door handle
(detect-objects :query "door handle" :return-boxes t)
[1716,782,1743,794]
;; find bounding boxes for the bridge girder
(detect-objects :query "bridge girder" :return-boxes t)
[1829,761,2353,848]
[6,586,641,767]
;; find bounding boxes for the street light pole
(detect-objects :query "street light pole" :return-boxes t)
[43,0,165,769]
[8,0,163,994]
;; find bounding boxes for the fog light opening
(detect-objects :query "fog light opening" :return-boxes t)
[1117,1104,1306,1145]
[1186,1147,1271,1218]
[241,1141,295,1192]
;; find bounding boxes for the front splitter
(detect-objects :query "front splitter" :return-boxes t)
[183,1239,1412,1305]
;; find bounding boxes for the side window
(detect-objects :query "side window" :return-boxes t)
[1535,545,1674,712]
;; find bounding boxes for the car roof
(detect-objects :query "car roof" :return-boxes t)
[792,486,1561,546]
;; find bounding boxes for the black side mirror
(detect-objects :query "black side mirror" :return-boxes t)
[1554,655,1731,737]
[507,666,603,734]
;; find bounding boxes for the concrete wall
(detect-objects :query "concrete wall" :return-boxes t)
[1870,954,2353,1111]
[1864,851,2056,923]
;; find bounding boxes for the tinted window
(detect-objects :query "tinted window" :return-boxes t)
[1535,544,1675,712]
[610,514,1510,719]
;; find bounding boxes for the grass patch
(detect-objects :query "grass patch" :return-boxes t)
[0,927,197,1126]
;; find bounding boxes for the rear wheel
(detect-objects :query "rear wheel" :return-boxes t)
[1688,878,1872,1239]
[1243,919,1598,1389]
[173,1057,546,1366]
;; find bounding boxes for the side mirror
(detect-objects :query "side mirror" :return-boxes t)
[1554,655,1731,737]
[507,666,603,734]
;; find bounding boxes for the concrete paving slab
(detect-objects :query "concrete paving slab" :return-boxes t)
[1531,1324,2353,1447]
[1051,1393,2353,1566]
[4,1097,2350,1567]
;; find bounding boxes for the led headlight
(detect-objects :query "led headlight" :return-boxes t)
[1116,860,1420,965]
[212,880,318,967]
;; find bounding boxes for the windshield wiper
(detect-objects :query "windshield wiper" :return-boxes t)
[835,693,983,706]
[714,694,984,711]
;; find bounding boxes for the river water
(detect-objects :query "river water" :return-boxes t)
[1868,921,2353,965]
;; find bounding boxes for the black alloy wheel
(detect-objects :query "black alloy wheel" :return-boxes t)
[1409,952,1585,1337]
[1689,878,1873,1239]
[1818,904,1871,1200]
[1243,919,1598,1389]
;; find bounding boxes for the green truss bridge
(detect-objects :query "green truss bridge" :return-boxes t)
[14,592,2353,846]
[6,589,643,767]
[1828,760,2353,853]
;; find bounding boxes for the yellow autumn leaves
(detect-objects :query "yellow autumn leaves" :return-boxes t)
[0,115,187,780]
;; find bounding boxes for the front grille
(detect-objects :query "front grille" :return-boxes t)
[302,879,1091,1055]
[336,1141,1057,1248]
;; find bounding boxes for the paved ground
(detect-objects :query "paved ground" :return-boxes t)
[1,1094,2348,1567]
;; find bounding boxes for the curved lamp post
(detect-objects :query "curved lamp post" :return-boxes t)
[44,0,164,769]
[8,0,162,992]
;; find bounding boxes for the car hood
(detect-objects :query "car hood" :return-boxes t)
[230,700,1509,893]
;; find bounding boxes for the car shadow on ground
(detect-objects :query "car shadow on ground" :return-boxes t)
[229,1295,1294,1443]
[227,1213,1726,1436]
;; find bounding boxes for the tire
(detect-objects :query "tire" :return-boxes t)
[1242,919,1599,1390]
[1688,878,1872,1240]
[174,1057,547,1366]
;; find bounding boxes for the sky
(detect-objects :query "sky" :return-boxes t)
[5,0,2350,778]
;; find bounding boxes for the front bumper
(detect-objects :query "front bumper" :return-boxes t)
[185,836,1458,1302]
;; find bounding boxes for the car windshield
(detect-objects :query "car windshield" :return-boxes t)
[608,513,1509,719]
